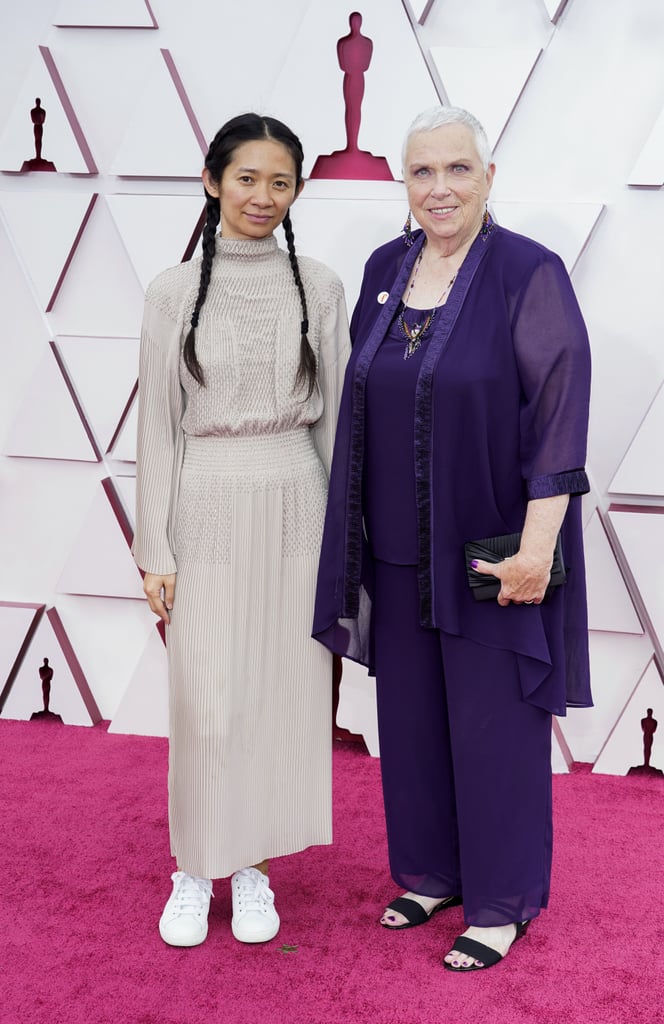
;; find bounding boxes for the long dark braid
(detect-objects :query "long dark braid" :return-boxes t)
[282,209,316,399]
[182,113,316,398]
[182,189,219,385]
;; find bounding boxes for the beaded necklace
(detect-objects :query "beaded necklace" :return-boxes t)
[398,245,457,359]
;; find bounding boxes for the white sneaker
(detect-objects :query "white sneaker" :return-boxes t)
[159,871,213,947]
[231,867,280,943]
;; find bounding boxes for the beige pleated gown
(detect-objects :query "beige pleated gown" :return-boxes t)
[133,235,350,879]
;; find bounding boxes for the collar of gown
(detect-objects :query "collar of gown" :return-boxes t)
[213,234,279,263]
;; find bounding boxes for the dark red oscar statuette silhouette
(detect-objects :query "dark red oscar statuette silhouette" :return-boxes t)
[21,98,57,172]
[627,708,662,777]
[31,657,62,722]
[310,12,392,181]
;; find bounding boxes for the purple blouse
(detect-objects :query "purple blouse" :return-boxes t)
[364,305,433,564]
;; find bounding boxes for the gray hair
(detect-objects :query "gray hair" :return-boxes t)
[402,106,492,172]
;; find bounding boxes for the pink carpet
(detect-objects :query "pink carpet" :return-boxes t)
[2,717,662,1024]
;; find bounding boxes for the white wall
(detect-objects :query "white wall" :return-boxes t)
[0,0,663,774]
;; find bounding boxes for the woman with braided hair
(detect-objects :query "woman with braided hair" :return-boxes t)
[133,113,350,947]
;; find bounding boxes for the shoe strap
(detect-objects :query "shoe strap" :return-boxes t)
[451,935,503,968]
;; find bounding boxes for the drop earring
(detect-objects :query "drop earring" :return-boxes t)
[402,210,415,247]
[480,206,493,240]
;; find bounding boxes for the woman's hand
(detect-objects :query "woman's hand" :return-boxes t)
[143,572,176,624]
[471,552,552,606]
[472,493,571,607]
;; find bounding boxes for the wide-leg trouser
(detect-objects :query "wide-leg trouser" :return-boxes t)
[373,561,553,927]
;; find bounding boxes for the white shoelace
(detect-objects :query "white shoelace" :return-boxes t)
[234,869,274,912]
[171,872,212,914]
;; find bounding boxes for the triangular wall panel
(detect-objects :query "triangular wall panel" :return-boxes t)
[110,49,205,177]
[56,478,143,599]
[0,193,97,311]
[108,625,168,737]
[593,659,664,775]
[46,197,146,338]
[609,382,664,496]
[0,223,54,445]
[609,508,664,646]
[559,632,653,764]
[55,335,139,454]
[2,343,99,462]
[1,607,101,726]
[429,46,543,149]
[106,195,204,291]
[0,603,45,708]
[53,594,156,721]
[0,48,96,173]
[584,510,642,634]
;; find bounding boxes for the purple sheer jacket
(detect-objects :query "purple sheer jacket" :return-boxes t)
[313,225,592,715]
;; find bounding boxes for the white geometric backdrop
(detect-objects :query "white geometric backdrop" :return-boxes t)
[1,0,663,776]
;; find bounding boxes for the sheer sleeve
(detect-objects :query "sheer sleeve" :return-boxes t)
[512,254,591,499]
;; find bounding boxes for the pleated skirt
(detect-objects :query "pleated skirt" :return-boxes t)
[167,429,333,879]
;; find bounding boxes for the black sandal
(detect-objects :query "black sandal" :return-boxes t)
[381,893,463,930]
[442,920,530,971]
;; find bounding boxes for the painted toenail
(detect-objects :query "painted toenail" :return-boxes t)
[476,961,484,967]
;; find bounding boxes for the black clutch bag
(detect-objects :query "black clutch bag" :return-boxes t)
[464,531,566,601]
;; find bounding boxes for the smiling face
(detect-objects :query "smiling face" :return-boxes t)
[404,123,495,254]
[203,138,303,241]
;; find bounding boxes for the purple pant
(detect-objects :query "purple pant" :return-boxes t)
[373,561,553,927]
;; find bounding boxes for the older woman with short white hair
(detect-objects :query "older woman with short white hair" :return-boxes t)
[314,105,592,971]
